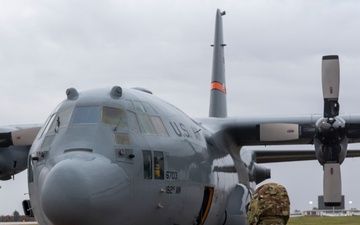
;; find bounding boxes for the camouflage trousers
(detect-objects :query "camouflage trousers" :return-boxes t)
[257,216,286,225]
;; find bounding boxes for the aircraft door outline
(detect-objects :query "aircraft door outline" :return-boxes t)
[196,186,214,225]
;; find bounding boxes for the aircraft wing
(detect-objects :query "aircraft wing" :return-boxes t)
[237,146,360,186]
[250,149,360,163]
[198,114,360,146]
[0,124,42,180]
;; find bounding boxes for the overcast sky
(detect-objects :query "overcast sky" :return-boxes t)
[1,0,360,216]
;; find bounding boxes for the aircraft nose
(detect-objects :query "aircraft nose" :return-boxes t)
[41,153,130,225]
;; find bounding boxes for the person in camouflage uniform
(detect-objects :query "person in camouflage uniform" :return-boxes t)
[247,183,290,225]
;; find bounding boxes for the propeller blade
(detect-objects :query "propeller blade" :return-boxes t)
[323,163,342,206]
[322,55,340,118]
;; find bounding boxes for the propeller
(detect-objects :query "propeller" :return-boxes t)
[312,55,360,205]
[256,55,359,206]
[316,55,343,206]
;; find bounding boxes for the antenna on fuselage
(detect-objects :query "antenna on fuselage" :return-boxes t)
[209,9,227,118]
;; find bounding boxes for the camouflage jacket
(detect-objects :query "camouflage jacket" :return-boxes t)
[248,183,290,225]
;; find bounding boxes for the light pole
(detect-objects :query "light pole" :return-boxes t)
[309,201,313,215]
[349,201,353,215]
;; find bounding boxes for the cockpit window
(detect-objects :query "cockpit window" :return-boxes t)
[58,108,73,127]
[127,110,141,133]
[150,116,169,137]
[126,100,135,111]
[101,106,127,128]
[142,102,157,114]
[42,135,55,148]
[130,100,157,114]
[133,101,146,112]
[48,108,73,133]
[38,113,56,138]
[137,113,156,135]
[71,106,100,124]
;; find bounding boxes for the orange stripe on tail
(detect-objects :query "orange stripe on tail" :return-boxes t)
[211,81,226,94]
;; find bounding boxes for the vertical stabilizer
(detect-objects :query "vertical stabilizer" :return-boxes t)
[209,9,227,118]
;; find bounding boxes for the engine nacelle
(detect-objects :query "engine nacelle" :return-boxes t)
[0,146,30,180]
[240,150,271,184]
[250,163,271,184]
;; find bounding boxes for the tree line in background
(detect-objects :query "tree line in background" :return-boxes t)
[0,210,36,222]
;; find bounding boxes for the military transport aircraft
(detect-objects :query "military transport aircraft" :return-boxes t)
[1,9,360,225]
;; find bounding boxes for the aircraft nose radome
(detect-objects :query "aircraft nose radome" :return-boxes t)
[40,154,130,225]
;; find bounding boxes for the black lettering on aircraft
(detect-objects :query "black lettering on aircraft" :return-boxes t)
[175,186,181,194]
[165,185,181,194]
[169,122,182,137]
[169,122,193,139]
[166,186,175,194]
[180,123,191,138]
[166,171,178,180]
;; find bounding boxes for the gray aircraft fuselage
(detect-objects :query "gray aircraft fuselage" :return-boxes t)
[27,87,247,225]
